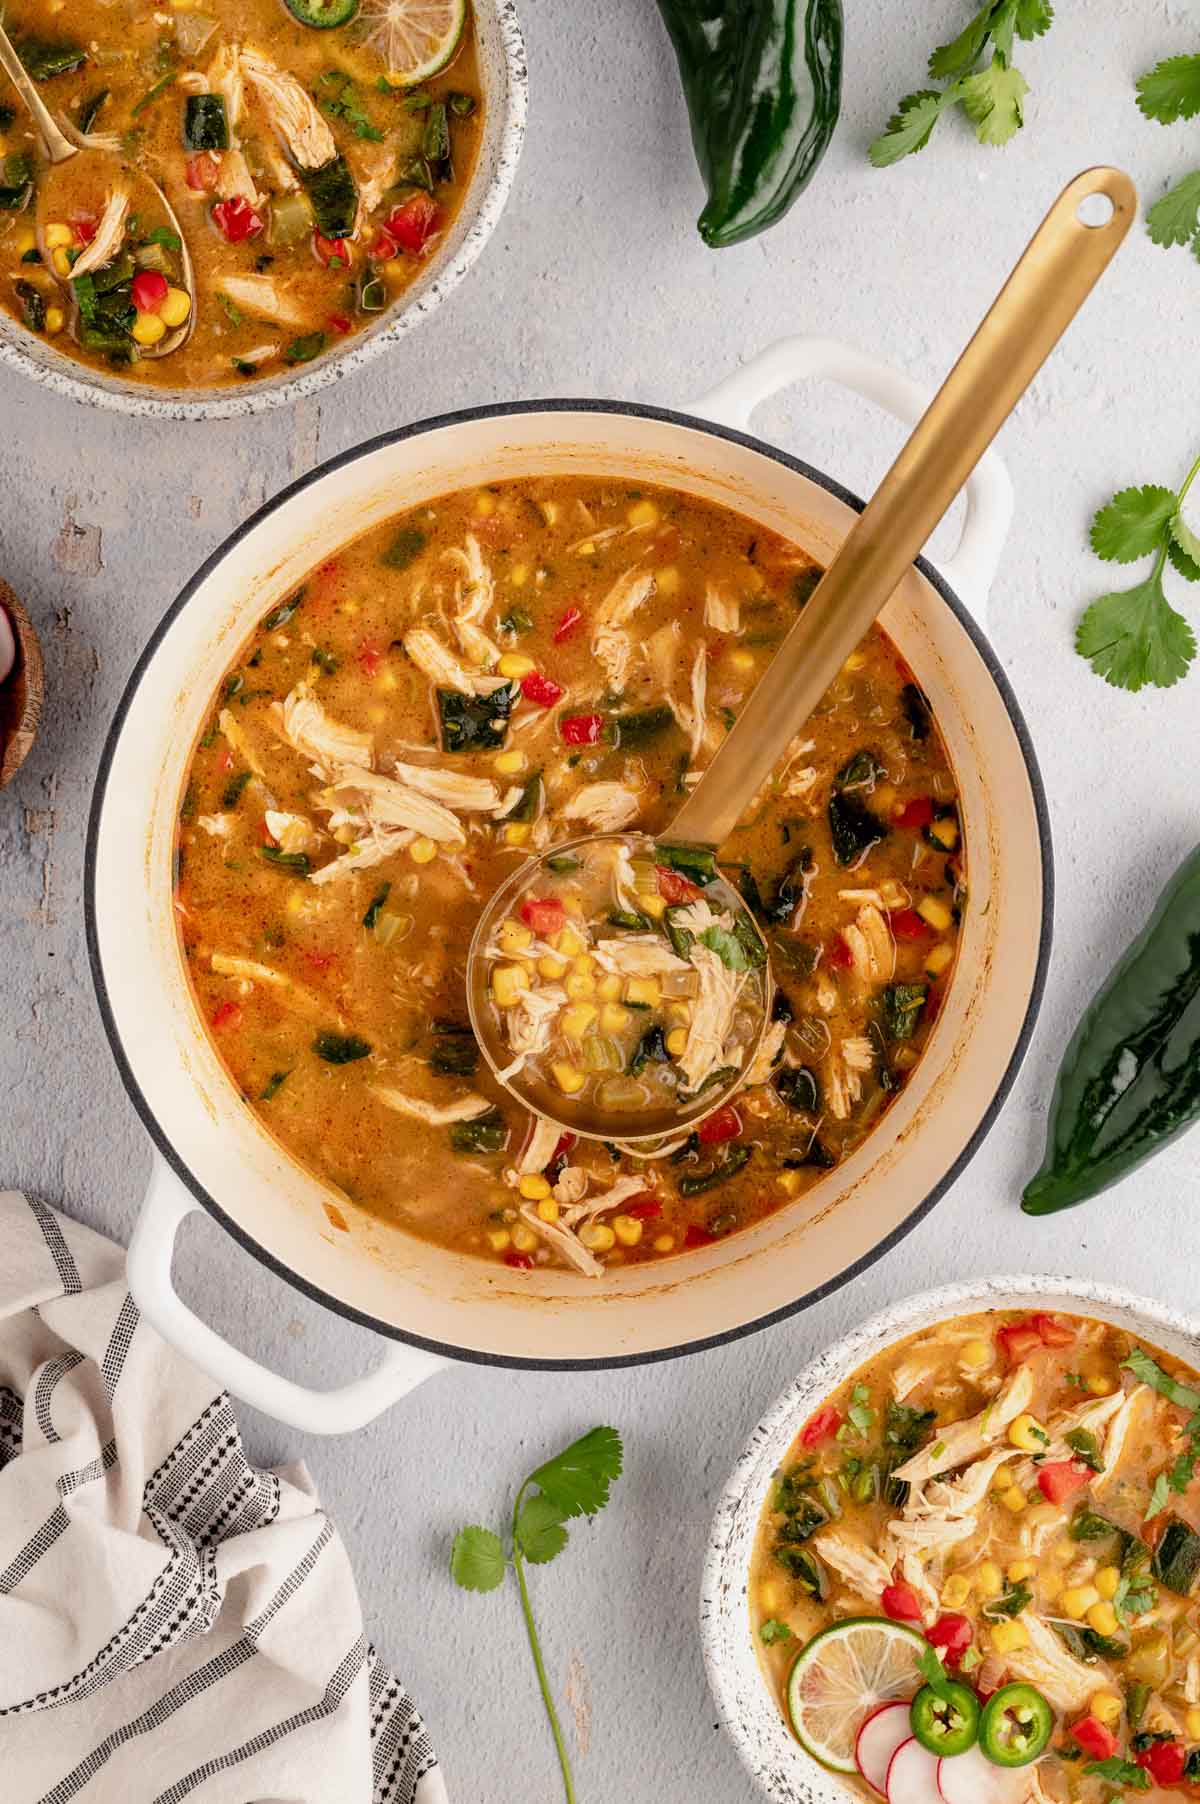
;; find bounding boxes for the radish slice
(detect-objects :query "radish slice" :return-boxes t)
[0,608,14,686]
[887,1736,942,1804]
[857,1703,914,1796]
[939,1744,1038,1804]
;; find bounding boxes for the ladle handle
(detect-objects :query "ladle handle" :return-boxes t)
[670,166,1135,850]
[0,22,77,163]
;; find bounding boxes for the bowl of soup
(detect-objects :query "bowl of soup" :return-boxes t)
[701,1278,1200,1804]
[86,339,1051,1394]
[0,0,525,418]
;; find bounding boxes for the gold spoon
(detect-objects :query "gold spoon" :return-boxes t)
[468,167,1136,1142]
[0,23,195,359]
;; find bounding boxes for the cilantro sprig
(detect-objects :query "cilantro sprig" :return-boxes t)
[1084,1756,1151,1790]
[1076,456,1200,692]
[450,1426,623,1803]
[870,0,1053,168]
[1124,1347,1200,1518]
[1137,55,1200,256]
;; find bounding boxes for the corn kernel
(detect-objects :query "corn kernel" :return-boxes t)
[474,491,496,516]
[572,953,595,975]
[131,312,167,346]
[556,924,586,958]
[729,648,756,673]
[1062,1585,1101,1620]
[925,943,955,977]
[561,1003,597,1038]
[44,305,64,335]
[159,285,192,328]
[1039,1570,1063,1603]
[552,1061,585,1095]
[1087,1601,1119,1637]
[641,894,667,919]
[990,1619,1029,1654]
[377,669,398,692]
[486,1227,511,1252]
[383,258,406,283]
[999,1486,1028,1513]
[1095,1566,1121,1600]
[612,1214,644,1247]
[51,246,72,277]
[960,1337,991,1368]
[653,1233,675,1253]
[597,973,622,1002]
[44,222,73,249]
[667,1002,692,1025]
[409,836,437,864]
[499,919,534,952]
[656,566,680,595]
[1186,1708,1200,1740]
[518,1174,551,1201]
[626,976,662,1007]
[576,540,595,556]
[562,896,583,916]
[497,651,535,679]
[929,815,959,851]
[1087,1373,1116,1395]
[778,1171,803,1196]
[1008,1413,1048,1453]
[976,1561,1003,1599]
[942,1574,972,1608]
[509,564,528,587]
[579,1222,615,1252]
[759,1579,783,1614]
[503,822,530,845]
[511,1223,538,1252]
[15,228,36,256]
[565,972,596,1002]
[601,1004,631,1034]
[536,1198,560,1223]
[843,651,867,673]
[1008,1560,1036,1583]
[538,953,568,981]
[494,749,526,775]
[627,499,659,528]
[917,895,953,932]
[666,1027,688,1056]
[492,964,530,1008]
[992,1465,1015,1494]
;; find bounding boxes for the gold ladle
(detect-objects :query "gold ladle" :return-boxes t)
[0,24,195,359]
[468,167,1136,1141]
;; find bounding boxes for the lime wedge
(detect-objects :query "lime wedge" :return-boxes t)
[357,0,468,85]
[786,1617,925,1774]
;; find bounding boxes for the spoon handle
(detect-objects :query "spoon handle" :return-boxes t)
[669,166,1135,850]
[0,23,77,163]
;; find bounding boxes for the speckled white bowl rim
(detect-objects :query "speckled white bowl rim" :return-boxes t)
[700,1272,1200,1804]
[0,0,526,421]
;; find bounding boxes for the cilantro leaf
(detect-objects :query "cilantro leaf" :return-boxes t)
[1076,572,1196,693]
[928,6,995,81]
[1137,55,1200,126]
[1147,172,1200,249]
[917,1644,956,1701]
[1090,487,1180,563]
[1125,1347,1200,1412]
[759,1618,793,1645]
[1171,510,1200,580]
[699,924,752,971]
[1013,0,1053,41]
[1084,1757,1150,1790]
[450,1525,506,1592]
[869,90,948,166]
[961,55,1029,146]
[515,1492,569,1565]
[529,1425,623,1520]
[1146,1471,1173,1521]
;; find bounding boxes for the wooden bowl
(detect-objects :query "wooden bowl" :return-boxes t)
[0,580,44,789]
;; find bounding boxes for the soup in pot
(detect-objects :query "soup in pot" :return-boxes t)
[174,476,965,1274]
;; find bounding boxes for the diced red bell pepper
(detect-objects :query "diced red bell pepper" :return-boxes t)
[370,228,398,261]
[210,1000,242,1032]
[520,896,566,936]
[1029,1311,1075,1348]
[212,197,264,243]
[800,1405,843,1448]
[185,152,220,193]
[1071,1717,1118,1762]
[889,907,931,941]
[697,1104,742,1145]
[684,1223,716,1248]
[216,746,234,773]
[69,212,97,244]
[131,269,169,314]
[896,796,935,830]
[550,1132,576,1163]
[1136,1737,1187,1787]
[626,1194,662,1220]
[1037,1461,1091,1505]
[386,193,441,254]
[560,712,604,746]
[998,1313,1075,1364]
[553,605,584,643]
[328,313,352,335]
[926,1613,974,1666]
[881,1582,923,1623]
[521,670,565,708]
[655,865,701,904]
[827,935,853,970]
[358,641,382,677]
[504,1251,534,1270]
[314,232,351,268]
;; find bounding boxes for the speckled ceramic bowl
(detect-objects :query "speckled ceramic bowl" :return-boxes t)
[0,0,526,422]
[701,1274,1200,1804]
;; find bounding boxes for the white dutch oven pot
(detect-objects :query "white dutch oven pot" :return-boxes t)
[701,1276,1200,1804]
[86,337,1051,1431]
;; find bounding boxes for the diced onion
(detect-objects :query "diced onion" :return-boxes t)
[374,910,413,946]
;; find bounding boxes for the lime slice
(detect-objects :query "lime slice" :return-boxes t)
[787,1617,925,1774]
[356,0,468,85]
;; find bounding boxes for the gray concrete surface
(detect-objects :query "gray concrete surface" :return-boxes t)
[3,2,1199,1798]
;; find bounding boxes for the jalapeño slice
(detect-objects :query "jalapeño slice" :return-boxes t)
[910,1680,980,1758]
[979,1683,1054,1767]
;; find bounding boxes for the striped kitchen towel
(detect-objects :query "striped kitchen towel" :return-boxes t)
[0,1191,446,1804]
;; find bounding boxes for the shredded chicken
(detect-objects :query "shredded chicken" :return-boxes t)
[592,568,654,691]
[703,584,740,633]
[517,1205,602,1278]
[196,814,231,838]
[240,46,338,170]
[217,274,313,329]
[324,767,466,846]
[893,1366,1035,1484]
[842,904,896,984]
[370,1088,492,1126]
[1006,1613,1102,1713]
[814,1529,892,1601]
[559,782,642,834]
[308,825,414,884]
[559,1175,651,1230]
[444,536,499,668]
[264,810,313,855]
[391,762,501,812]
[70,187,131,279]
[1093,1385,1150,1493]
[679,944,743,1092]
[496,987,566,1081]
[552,1165,590,1206]
[744,1019,787,1087]
[272,683,373,778]
[592,936,690,979]
[404,627,492,696]
[210,953,336,1025]
[516,1115,562,1176]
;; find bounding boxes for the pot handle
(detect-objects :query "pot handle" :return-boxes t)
[126,1154,446,1434]
[687,335,1014,624]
